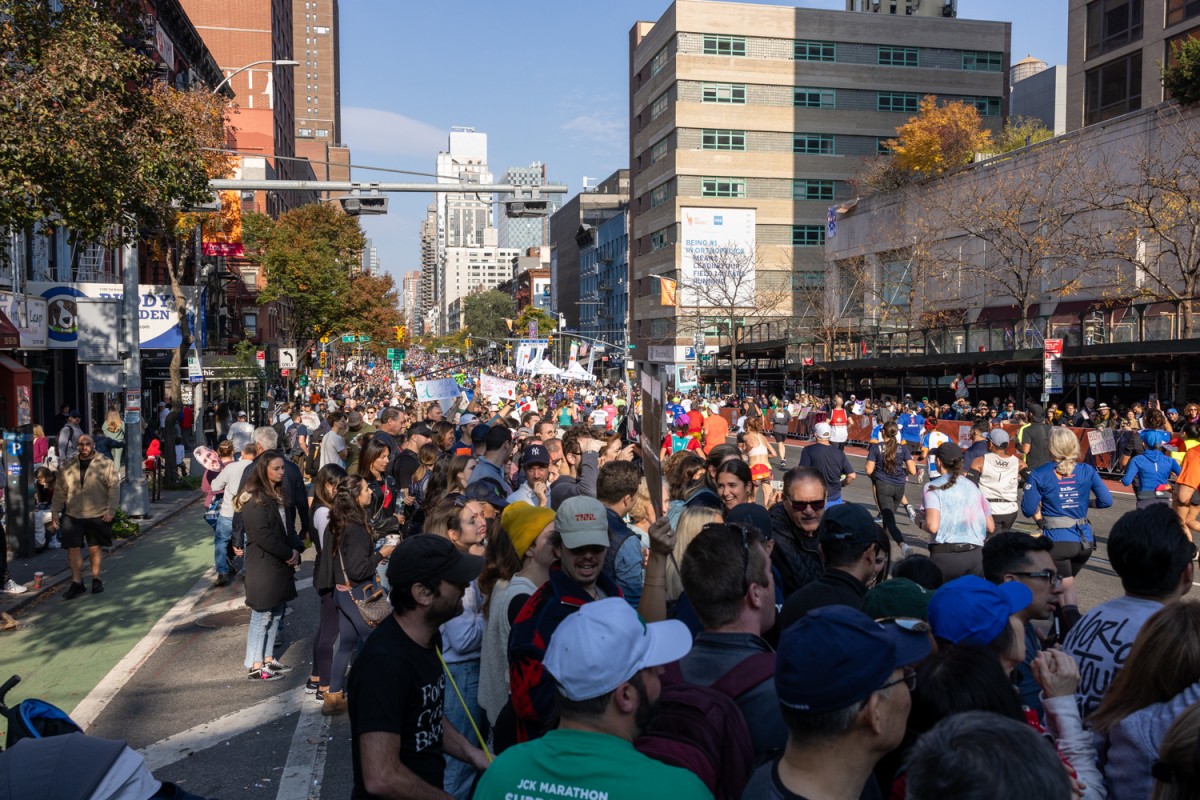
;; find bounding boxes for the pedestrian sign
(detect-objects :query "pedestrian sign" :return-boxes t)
[320,336,329,344]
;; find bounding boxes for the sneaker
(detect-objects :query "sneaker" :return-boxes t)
[62,582,87,600]
[305,679,320,694]
[2,579,27,594]
[46,537,61,549]
[905,505,918,522]
[872,516,883,524]
[314,688,325,702]
[264,660,293,674]
[91,579,104,595]
[247,668,283,682]
[214,573,230,588]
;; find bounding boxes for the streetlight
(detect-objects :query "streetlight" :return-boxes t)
[212,59,300,94]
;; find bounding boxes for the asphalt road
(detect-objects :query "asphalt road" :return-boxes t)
[0,448,1148,798]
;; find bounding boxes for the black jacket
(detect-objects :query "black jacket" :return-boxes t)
[768,502,825,598]
[241,496,301,611]
[779,568,868,630]
[315,522,379,589]
[233,456,312,546]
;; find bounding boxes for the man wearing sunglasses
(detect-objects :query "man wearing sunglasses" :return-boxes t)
[780,503,882,630]
[743,605,931,800]
[768,466,828,597]
[508,496,621,744]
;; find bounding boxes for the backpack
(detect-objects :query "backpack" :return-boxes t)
[272,420,289,454]
[306,423,328,475]
[634,652,775,800]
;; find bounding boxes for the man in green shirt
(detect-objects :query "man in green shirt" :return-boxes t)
[475,597,712,800]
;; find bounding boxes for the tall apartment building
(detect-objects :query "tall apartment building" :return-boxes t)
[1066,0,1200,130]
[418,204,437,335]
[361,239,380,276]
[496,163,562,251]
[292,0,350,198]
[549,170,629,331]
[402,272,420,330]
[1012,59,1067,135]
[580,210,631,358]
[627,0,1008,372]
[435,128,494,333]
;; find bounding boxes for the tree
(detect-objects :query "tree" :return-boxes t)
[994,116,1056,153]
[1162,37,1200,106]
[515,306,556,338]
[887,96,993,177]
[461,290,515,341]
[243,203,366,348]
[339,271,405,350]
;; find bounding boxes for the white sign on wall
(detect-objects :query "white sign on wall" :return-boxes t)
[679,207,756,307]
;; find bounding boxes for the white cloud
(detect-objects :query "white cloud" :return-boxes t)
[561,113,627,151]
[342,107,445,158]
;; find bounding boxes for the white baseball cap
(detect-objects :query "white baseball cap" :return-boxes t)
[543,597,693,701]
[814,421,833,439]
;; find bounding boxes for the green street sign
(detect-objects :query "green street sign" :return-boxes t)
[358,335,371,342]
[396,349,406,359]
[627,344,636,350]
[387,348,396,360]
[341,335,354,343]
[299,376,309,387]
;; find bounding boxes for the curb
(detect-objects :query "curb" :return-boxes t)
[1,492,204,618]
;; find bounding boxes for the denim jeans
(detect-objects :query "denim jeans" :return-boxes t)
[443,659,483,799]
[214,515,233,575]
[244,603,286,669]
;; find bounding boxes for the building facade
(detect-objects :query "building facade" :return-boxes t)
[1011,60,1067,134]
[417,204,437,335]
[580,210,630,365]
[1066,0,1200,130]
[496,163,562,251]
[435,128,494,333]
[627,0,1009,378]
[549,170,629,331]
[292,0,350,199]
[402,272,420,331]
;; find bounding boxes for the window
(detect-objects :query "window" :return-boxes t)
[701,129,746,150]
[316,129,328,137]
[651,45,669,76]
[962,50,1003,71]
[243,312,258,337]
[794,133,835,155]
[1085,51,1142,123]
[878,92,920,112]
[878,46,920,67]
[703,35,746,56]
[1168,0,1200,25]
[650,184,670,208]
[1086,0,1143,59]
[701,82,746,103]
[877,137,893,154]
[794,179,835,201]
[1165,28,1200,76]
[793,225,826,247]
[794,271,825,290]
[795,40,836,62]
[964,96,1002,116]
[314,25,329,34]
[795,88,836,108]
[650,230,670,251]
[650,137,670,163]
[298,128,313,137]
[701,177,746,198]
[651,92,669,120]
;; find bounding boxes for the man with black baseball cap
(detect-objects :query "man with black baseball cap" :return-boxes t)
[507,444,551,507]
[779,503,882,629]
[348,534,489,799]
[743,605,931,800]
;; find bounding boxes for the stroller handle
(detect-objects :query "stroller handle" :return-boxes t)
[0,675,20,707]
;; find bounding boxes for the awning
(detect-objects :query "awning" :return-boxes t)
[0,310,20,349]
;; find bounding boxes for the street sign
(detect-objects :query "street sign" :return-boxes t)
[342,335,355,343]
[299,375,309,387]
[387,348,396,360]
[187,351,203,384]
[125,389,141,413]
[320,336,329,344]
[279,348,297,369]
[358,335,370,342]
[396,349,406,359]
[256,350,266,368]
[281,368,289,376]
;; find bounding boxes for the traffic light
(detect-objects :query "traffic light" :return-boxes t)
[465,337,472,350]
[394,325,402,341]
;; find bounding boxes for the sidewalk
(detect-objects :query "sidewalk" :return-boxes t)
[2,489,203,617]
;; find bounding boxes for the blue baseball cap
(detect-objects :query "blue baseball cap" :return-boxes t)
[776,605,932,713]
[928,575,1032,646]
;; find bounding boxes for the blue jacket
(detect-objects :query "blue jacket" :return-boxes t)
[1121,449,1180,495]
[1021,461,1112,543]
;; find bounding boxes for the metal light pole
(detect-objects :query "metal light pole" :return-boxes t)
[121,236,149,516]
[212,59,299,94]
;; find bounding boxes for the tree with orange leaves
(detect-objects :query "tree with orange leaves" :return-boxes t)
[886,96,993,177]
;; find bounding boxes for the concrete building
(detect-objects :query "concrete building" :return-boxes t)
[292,0,350,200]
[496,163,562,251]
[1012,62,1067,134]
[402,272,420,331]
[417,204,436,335]
[441,233,521,332]
[1066,0,1200,131]
[549,170,629,331]
[846,0,959,18]
[435,128,494,334]
[361,239,380,276]
[627,0,1009,379]
[580,211,630,365]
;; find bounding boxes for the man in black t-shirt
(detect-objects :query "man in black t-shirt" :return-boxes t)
[798,422,856,505]
[1018,404,1052,471]
[349,535,488,799]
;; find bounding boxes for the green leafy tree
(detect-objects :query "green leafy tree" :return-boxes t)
[461,290,515,341]
[243,203,366,348]
[514,306,556,337]
[1163,38,1200,106]
[340,271,405,350]
[994,117,1056,153]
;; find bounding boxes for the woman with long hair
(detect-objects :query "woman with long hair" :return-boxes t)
[306,463,347,702]
[407,454,456,537]
[865,420,917,551]
[1151,702,1200,800]
[478,501,557,752]
[715,459,756,512]
[664,505,724,607]
[320,474,393,716]
[665,452,707,529]
[741,415,777,485]
[1090,602,1200,800]
[409,442,441,508]
[32,423,48,467]
[357,436,400,538]
[103,409,125,471]
[921,441,993,580]
[234,450,301,682]
[1022,427,1112,600]
[446,453,477,494]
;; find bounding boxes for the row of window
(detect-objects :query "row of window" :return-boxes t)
[693,176,842,200]
[646,130,893,162]
[692,82,1001,115]
[700,34,1002,71]
[645,222,826,249]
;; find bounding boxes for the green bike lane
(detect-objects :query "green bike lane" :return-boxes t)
[0,510,214,730]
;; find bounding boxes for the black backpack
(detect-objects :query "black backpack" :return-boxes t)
[305,422,329,475]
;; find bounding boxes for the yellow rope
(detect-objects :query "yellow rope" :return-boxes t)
[436,647,494,763]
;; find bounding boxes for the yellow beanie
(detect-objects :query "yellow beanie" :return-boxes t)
[501,501,556,559]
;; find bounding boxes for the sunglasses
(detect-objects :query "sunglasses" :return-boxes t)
[789,498,826,512]
[566,544,606,557]
[879,666,917,693]
[1010,569,1063,586]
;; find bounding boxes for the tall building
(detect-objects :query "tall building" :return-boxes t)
[627,0,1008,374]
[1066,0,1200,130]
[435,128,495,334]
[549,170,629,331]
[580,210,630,366]
[418,204,437,335]
[361,239,380,275]
[292,0,350,198]
[402,272,420,330]
[496,162,562,250]
[1012,61,1067,135]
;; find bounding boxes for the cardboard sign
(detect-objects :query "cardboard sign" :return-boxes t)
[480,373,518,401]
[641,369,666,517]
[1087,428,1116,455]
[415,377,460,402]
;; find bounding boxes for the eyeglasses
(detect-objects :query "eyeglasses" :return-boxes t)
[789,498,826,512]
[1010,569,1063,586]
[879,666,917,693]
[566,544,606,557]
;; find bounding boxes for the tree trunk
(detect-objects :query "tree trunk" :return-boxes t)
[729,318,738,397]
[165,233,192,414]
[1179,295,1194,402]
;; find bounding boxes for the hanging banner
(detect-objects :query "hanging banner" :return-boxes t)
[29,282,195,350]
[201,191,244,257]
[568,342,579,368]
[414,377,461,402]
[586,344,601,375]
[0,291,48,350]
[516,339,547,374]
[479,372,518,401]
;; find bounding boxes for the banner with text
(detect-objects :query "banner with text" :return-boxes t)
[480,373,518,401]
[414,377,461,402]
[29,282,196,350]
[680,207,756,308]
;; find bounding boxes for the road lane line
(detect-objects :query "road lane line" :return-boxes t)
[70,568,218,731]
[138,690,305,772]
[176,577,314,626]
[276,688,331,800]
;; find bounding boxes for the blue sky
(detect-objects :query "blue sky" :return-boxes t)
[338,0,1068,283]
